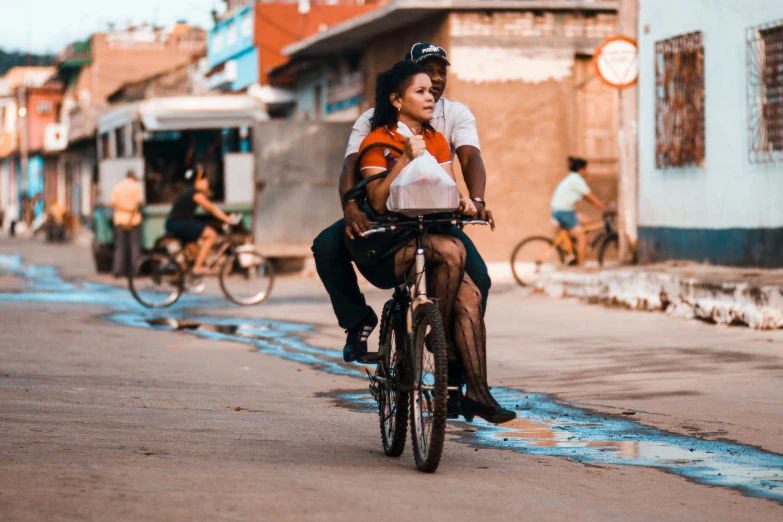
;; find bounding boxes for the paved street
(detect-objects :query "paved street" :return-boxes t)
[1,238,783,521]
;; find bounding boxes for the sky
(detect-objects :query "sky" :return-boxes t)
[0,0,223,54]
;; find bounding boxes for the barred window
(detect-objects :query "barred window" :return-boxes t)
[36,101,52,115]
[655,31,705,169]
[747,20,783,163]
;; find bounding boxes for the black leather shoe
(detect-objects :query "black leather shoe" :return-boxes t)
[461,397,516,424]
[342,308,378,363]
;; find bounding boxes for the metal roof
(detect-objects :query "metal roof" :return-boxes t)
[284,0,619,58]
[98,95,269,133]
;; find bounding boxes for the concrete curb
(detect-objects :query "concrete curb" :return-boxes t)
[535,270,783,330]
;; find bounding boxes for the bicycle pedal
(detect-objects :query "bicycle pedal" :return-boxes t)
[366,370,380,400]
[357,352,382,364]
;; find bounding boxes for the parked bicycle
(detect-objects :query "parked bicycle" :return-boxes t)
[360,213,489,473]
[510,211,618,286]
[128,214,274,308]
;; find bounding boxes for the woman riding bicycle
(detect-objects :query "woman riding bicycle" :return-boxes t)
[347,60,515,424]
[165,167,238,276]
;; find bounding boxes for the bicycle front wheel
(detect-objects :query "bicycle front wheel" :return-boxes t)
[219,250,275,305]
[510,236,565,287]
[378,299,408,457]
[128,252,184,308]
[409,301,448,473]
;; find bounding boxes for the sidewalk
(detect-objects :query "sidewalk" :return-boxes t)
[5,232,783,330]
[531,261,783,330]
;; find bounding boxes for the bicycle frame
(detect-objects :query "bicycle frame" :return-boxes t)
[180,226,245,275]
[549,214,615,259]
[363,214,488,387]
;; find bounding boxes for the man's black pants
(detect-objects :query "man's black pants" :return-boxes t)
[113,225,142,278]
[312,219,491,331]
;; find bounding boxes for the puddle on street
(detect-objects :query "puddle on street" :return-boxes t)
[332,391,783,501]
[0,254,219,309]
[1,253,782,503]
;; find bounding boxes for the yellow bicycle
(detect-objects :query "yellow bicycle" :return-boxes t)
[510,211,618,286]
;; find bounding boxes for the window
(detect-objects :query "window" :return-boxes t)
[100,133,111,159]
[221,127,252,154]
[115,127,126,158]
[226,22,238,46]
[655,31,705,169]
[36,101,52,115]
[143,130,227,205]
[240,14,252,38]
[131,123,139,157]
[747,19,783,163]
[314,85,323,121]
[212,30,224,53]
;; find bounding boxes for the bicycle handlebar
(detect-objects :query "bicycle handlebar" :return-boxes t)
[221,212,244,232]
[359,217,489,238]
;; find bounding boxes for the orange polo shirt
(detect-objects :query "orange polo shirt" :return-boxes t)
[358,124,452,173]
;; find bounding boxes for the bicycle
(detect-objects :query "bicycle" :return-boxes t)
[360,213,488,473]
[510,211,618,287]
[128,215,274,308]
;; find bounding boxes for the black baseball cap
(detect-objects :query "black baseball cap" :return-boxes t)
[405,42,450,66]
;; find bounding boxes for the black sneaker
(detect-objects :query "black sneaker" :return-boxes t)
[343,308,378,363]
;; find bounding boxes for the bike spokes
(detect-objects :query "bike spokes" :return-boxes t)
[510,236,564,286]
[219,250,274,305]
[410,302,448,473]
[128,252,184,308]
[376,300,408,457]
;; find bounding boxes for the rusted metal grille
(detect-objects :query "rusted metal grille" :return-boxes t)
[655,32,705,169]
[747,19,783,163]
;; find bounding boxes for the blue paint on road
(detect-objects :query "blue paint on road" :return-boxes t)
[1,254,782,503]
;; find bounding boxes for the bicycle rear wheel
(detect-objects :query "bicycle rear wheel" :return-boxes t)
[219,250,275,305]
[128,252,184,308]
[409,301,448,473]
[378,300,408,457]
[510,236,565,287]
[598,233,620,268]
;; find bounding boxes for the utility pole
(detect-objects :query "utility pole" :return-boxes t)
[617,0,639,262]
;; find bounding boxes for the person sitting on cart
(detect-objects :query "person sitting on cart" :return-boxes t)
[165,166,238,276]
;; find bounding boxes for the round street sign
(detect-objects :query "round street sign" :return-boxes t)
[593,36,638,89]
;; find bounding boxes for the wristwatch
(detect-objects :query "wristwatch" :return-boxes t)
[471,197,486,206]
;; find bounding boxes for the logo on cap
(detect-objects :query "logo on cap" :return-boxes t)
[406,42,450,65]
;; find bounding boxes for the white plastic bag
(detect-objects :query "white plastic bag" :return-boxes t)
[387,122,459,216]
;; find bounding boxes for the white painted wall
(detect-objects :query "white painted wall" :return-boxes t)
[223,152,254,205]
[638,0,783,229]
[450,47,575,84]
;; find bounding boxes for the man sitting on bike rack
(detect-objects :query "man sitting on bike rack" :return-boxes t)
[165,166,239,276]
[313,43,494,420]
[346,61,515,424]
[550,157,609,266]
